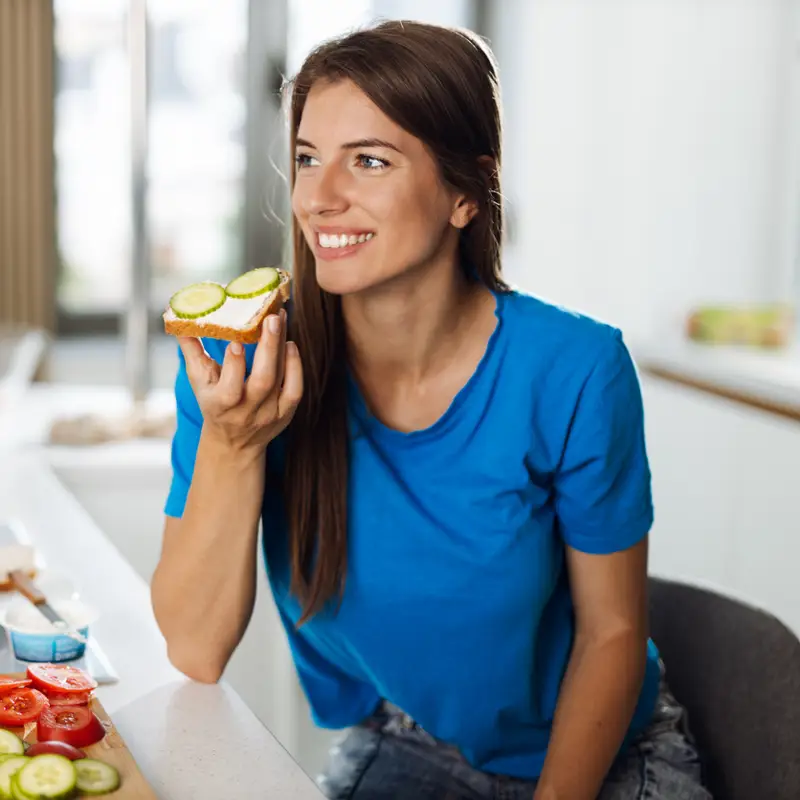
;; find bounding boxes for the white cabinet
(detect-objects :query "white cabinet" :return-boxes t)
[642,375,800,635]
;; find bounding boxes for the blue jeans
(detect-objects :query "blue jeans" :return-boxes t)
[317,669,712,799]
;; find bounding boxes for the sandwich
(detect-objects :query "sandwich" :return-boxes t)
[163,267,291,344]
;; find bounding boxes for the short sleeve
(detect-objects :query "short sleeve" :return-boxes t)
[164,347,203,518]
[553,331,653,554]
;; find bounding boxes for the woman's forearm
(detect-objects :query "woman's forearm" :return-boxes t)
[151,428,267,682]
[534,630,648,800]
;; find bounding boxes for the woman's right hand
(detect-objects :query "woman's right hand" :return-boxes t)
[177,308,303,453]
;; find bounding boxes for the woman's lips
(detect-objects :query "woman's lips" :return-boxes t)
[313,230,375,260]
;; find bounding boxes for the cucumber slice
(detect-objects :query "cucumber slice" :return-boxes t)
[0,757,29,800]
[225,267,280,299]
[0,734,23,759]
[9,775,27,800]
[15,755,76,800]
[74,760,119,796]
[169,282,227,320]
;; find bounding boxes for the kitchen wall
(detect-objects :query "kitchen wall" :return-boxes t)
[489,0,800,342]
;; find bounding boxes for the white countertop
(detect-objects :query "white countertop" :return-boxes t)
[0,421,324,797]
[634,338,800,418]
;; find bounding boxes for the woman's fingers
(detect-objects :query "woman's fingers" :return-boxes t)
[278,341,304,419]
[246,311,284,404]
[178,337,219,389]
[217,341,247,406]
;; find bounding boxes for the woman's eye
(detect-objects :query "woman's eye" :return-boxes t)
[294,153,318,169]
[356,154,389,170]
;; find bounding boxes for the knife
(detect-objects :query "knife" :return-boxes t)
[8,569,87,644]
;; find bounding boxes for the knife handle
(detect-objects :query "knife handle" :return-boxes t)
[9,570,46,605]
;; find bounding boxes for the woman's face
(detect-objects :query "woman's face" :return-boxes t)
[292,80,473,297]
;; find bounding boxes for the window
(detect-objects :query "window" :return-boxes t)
[54,0,248,320]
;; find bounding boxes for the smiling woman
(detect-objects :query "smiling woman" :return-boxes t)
[154,19,712,800]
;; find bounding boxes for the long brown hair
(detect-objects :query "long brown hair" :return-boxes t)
[283,20,508,623]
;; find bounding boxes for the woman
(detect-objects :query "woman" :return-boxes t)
[152,20,711,800]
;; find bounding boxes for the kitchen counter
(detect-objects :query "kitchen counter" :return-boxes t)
[0,450,324,799]
[635,338,800,423]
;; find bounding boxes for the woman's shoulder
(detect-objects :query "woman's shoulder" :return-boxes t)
[498,288,627,369]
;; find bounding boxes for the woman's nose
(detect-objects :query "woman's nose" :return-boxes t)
[303,163,349,216]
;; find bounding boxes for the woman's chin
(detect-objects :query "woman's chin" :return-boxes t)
[315,265,376,297]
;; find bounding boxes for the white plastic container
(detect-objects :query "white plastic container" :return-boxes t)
[2,598,98,663]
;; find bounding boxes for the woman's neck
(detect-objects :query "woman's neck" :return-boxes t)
[343,261,482,386]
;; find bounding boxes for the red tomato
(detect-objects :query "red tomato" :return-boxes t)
[0,677,32,693]
[42,690,92,707]
[0,688,49,726]
[37,706,105,749]
[25,741,86,760]
[26,664,97,695]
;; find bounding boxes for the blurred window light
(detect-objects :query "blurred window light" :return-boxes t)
[54,0,248,316]
[286,0,476,75]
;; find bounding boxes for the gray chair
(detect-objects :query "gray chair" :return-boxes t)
[649,577,800,800]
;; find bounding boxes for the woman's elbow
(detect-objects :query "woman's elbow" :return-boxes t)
[167,644,225,684]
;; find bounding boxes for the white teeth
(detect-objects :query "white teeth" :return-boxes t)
[317,232,375,248]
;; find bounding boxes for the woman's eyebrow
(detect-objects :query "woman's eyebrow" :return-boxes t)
[295,136,403,154]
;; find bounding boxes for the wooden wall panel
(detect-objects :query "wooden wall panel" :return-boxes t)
[0,0,55,331]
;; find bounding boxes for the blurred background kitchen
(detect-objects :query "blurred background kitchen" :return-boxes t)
[1,0,799,780]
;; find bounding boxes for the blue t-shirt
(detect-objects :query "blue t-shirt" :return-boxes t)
[165,288,661,779]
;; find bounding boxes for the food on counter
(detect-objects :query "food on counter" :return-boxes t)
[686,304,794,348]
[3,753,120,800]
[37,693,91,709]
[0,755,29,798]
[26,667,97,698]
[0,690,49,727]
[74,760,120,797]
[37,708,105,750]
[4,604,98,665]
[0,730,25,756]
[163,266,292,344]
[0,682,30,693]
[11,754,77,800]
[0,545,37,593]
[0,666,120,797]
[25,743,86,761]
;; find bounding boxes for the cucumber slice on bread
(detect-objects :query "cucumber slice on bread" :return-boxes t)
[163,267,290,345]
[169,282,226,319]
[225,267,280,298]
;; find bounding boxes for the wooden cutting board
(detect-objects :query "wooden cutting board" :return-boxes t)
[8,675,158,799]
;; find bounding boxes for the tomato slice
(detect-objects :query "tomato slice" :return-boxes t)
[37,705,106,749]
[26,664,97,694]
[0,677,32,693]
[41,689,92,707]
[25,741,86,760]
[0,688,49,726]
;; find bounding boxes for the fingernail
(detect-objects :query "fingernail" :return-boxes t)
[230,341,242,356]
[268,315,280,334]
[286,341,298,356]
[280,308,287,322]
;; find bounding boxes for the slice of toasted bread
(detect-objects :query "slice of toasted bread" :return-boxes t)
[163,269,291,345]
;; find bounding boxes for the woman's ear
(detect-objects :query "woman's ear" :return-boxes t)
[450,195,479,229]
[450,155,497,229]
